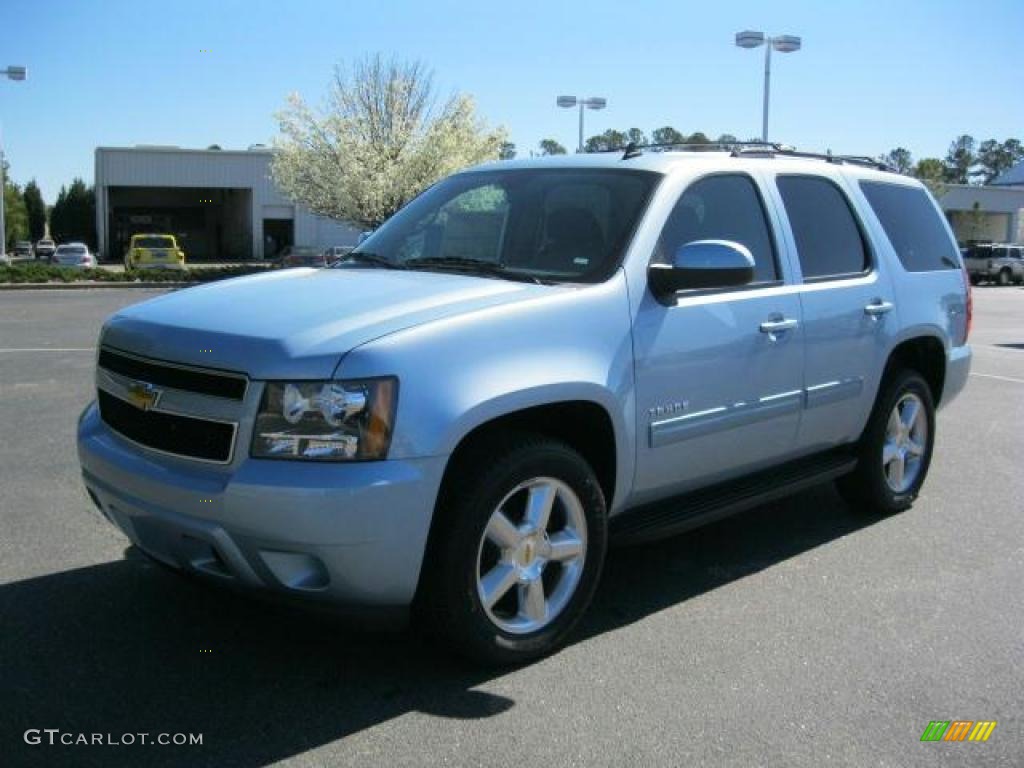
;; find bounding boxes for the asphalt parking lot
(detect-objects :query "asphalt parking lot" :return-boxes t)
[1,286,1021,767]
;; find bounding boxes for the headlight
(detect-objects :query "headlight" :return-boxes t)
[251,377,398,461]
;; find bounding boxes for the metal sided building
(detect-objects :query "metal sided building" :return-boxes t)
[95,145,361,261]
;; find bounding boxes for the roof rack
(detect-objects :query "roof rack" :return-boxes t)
[606,141,895,172]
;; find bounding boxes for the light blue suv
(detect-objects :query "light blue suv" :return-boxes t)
[78,147,972,663]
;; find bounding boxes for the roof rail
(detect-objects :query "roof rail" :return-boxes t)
[604,141,895,172]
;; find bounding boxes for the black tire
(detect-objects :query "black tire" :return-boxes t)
[421,434,607,665]
[997,268,1011,286]
[837,369,935,515]
[969,274,981,286]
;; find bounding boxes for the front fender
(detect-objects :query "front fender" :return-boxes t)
[336,272,637,511]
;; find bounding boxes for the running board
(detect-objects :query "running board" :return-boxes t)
[611,450,857,546]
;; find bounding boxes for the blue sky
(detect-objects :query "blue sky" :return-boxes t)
[2,0,1022,202]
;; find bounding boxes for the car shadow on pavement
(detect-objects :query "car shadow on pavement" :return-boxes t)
[1,483,875,767]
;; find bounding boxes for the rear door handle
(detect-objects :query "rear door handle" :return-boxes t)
[759,318,799,334]
[864,300,895,316]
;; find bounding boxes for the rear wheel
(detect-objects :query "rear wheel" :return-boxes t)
[422,435,607,665]
[837,369,935,515]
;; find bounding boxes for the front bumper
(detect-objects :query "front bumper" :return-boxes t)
[130,262,186,271]
[78,402,447,613]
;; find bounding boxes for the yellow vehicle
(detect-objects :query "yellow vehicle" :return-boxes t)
[124,234,186,271]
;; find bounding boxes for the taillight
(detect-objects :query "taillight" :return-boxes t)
[962,268,972,343]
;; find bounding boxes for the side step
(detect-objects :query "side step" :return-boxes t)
[610,449,858,546]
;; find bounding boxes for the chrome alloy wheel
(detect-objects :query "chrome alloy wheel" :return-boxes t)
[883,393,928,493]
[475,477,588,635]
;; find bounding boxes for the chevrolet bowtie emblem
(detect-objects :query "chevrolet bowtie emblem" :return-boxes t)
[126,381,161,411]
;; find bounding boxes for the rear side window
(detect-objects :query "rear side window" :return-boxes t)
[777,176,869,279]
[655,174,778,284]
[859,182,959,271]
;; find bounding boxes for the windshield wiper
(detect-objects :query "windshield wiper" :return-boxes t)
[404,257,543,284]
[334,251,404,270]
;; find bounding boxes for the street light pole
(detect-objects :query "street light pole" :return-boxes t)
[557,95,607,153]
[735,32,800,142]
[762,40,771,145]
[1,65,28,257]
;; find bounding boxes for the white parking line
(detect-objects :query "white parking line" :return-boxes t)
[970,372,1024,385]
[0,348,96,352]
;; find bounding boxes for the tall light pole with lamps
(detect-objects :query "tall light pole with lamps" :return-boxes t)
[734,31,801,142]
[557,95,607,153]
[1,65,28,257]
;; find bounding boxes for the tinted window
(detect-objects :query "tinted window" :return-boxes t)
[351,169,658,283]
[778,176,868,279]
[859,182,959,271]
[655,174,778,284]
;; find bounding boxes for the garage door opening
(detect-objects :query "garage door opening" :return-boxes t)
[262,219,293,259]
[105,187,253,261]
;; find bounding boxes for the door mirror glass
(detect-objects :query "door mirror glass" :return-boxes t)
[649,239,755,296]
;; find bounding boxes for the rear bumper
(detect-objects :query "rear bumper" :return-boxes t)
[940,344,972,409]
[77,402,447,613]
[131,262,186,271]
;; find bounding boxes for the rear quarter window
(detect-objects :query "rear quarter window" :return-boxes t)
[859,182,959,272]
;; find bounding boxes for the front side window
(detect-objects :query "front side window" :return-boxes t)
[777,175,869,279]
[654,173,779,284]
[342,169,659,283]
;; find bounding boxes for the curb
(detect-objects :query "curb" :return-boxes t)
[0,282,190,291]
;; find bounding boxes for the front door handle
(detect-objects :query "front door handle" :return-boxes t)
[864,300,895,316]
[759,318,799,334]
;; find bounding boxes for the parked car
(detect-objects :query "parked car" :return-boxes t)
[35,239,56,261]
[962,242,1024,285]
[124,233,186,271]
[323,245,354,265]
[14,240,33,259]
[52,242,96,268]
[278,245,327,268]
[78,148,971,664]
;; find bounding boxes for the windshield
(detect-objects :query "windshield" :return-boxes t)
[340,168,659,283]
[135,237,175,249]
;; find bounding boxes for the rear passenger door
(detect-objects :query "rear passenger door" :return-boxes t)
[771,174,899,452]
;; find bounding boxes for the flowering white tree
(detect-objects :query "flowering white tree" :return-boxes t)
[271,55,507,230]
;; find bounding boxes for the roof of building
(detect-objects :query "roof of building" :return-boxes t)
[991,159,1024,186]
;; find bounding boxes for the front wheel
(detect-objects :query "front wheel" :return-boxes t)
[997,268,1012,286]
[422,435,607,665]
[837,369,935,515]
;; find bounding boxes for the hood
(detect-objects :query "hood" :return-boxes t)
[101,268,563,379]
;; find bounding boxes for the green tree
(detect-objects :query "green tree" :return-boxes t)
[913,157,946,198]
[22,180,46,241]
[498,141,517,160]
[3,158,29,251]
[943,135,976,184]
[538,138,567,156]
[651,126,685,145]
[882,147,913,175]
[685,132,710,144]
[716,134,739,145]
[271,54,506,229]
[49,178,96,247]
[625,128,647,147]
[976,138,1024,184]
[584,129,627,152]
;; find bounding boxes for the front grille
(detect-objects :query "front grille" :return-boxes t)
[99,348,247,400]
[98,390,236,463]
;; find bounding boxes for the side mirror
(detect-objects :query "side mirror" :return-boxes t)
[648,239,755,298]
